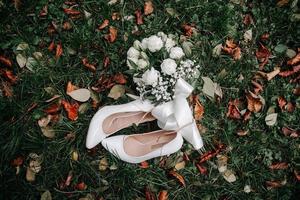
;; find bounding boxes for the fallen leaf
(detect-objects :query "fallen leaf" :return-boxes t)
[38,115,52,127]
[61,100,79,121]
[269,162,288,170]
[0,55,12,67]
[108,0,118,5]
[286,49,297,58]
[293,87,300,96]
[144,1,154,15]
[194,98,204,121]
[135,9,143,25]
[40,190,52,200]
[243,110,252,122]
[196,164,207,175]
[199,144,225,163]
[75,182,87,190]
[55,43,63,59]
[63,21,72,30]
[111,12,120,20]
[68,89,90,102]
[243,13,254,25]
[66,81,78,94]
[103,56,110,68]
[1,80,13,97]
[222,39,241,60]
[212,44,223,57]
[277,96,287,110]
[1,69,18,84]
[98,157,109,171]
[251,80,263,94]
[113,73,127,84]
[256,42,271,70]
[48,41,55,52]
[174,161,185,171]
[237,129,249,136]
[281,127,299,138]
[139,161,149,169]
[82,58,96,72]
[222,169,237,183]
[266,180,284,189]
[108,84,125,100]
[246,92,263,113]
[78,103,90,114]
[265,113,278,126]
[244,29,252,42]
[158,190,168,200]
[71,150,79,161]
[16,42,29,51]
[277,0,289,7]
[286,102,295,112]
[39,5,48,17]
[169,170,185,186]
[145,186,156,200]
[41,126,55,138]
[105,26,118,43]
[98,19,109,30]
[63,8,81,15]
[244,185,251,193]
[26,167,36,182]
[287,52,300,65]
[279,64,300,77]
[226,99,241,119]
[260,33,270,41]
[182,24,195,37]
[11,156,24,167]
[294,170,300,181]
[217,155,228,173]
[44,103,61,114]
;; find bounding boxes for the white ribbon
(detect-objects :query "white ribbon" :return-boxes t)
[151,78,194,130]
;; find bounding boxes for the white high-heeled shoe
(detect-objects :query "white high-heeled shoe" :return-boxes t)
[86,99,155,149]
[101,129,183,163]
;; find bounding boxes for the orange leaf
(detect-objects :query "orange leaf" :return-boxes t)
[222,39,241,60]
[103,56,110,68]
[145,186,156,200]
[98,19,109,30]
[287,52,300,66]
[199,143,225,163]
[246,92,263,113]
[286,102,295,113]
[55,43,63,59]
[139,161,149,169]
[0,55,12,67]
[61,100,79,121]
[256,43,271,70]
[66,81,78,94]
[269,162,288,170]
[158,190,168,200]
[232,47,241,60]
[104,26,118,43]
[113,73,127,84]
[44,103,61,114]
[226,100,241,119]
[48,41,55,52]
[182,24,195,37]
[277,96,287,110]
[169,170,185,186]
[135,9,143,25]
[281,127,299,138]
[243,110,252,122]
[75,182,87,190]
[82,58,96,72]
[225,39,237,49]
[144,1,154,15]
[63,8,81,15]
[63,21,72,30]
[1,69,18,84]
[196,164,207,175]
[243,13,254,25]
[279,64,300,77]
[265,180,283,189]
[194,98,204,121]
[277,0,289,7]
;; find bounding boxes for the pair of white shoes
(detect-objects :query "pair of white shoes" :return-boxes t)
[86,99,203,164]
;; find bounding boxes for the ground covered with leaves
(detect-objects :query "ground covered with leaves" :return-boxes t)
[1,0,300,199]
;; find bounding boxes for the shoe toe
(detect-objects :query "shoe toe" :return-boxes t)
[101,136,125,158]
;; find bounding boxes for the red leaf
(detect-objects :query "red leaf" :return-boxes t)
[260,33,270,41]
[287,52,300,66]
[279,64,300,77]
[243,13,254,25]
[44,103,61,114]
[104,26,118,43]
[222,39,241,60]
[63,8,80,15]
[48,41,55,52]
[113,73,127,84]
[226,99,241,119]
[243,110,252,122]
[158,190,168,200]
[266,180,283,189]
[169,170,185,186]
[55,43,63,59]
[145,186,156,200]
[0,55,12,67]
[269,162,288,170]
[277,96,287,110]
[61,100,79,121]
[1,69,18,84]
[196,164,207,175]
[135,9,143,25]
[139,161,149,169]
[82,58,96,72]
[182,24,195,37]
[281,127,299,138]
[199,143,225,163]
[103,56,110,68]
[11,156,24,166]
[98,19,109,30]
[256,43,271,70]
[75,182,87,190]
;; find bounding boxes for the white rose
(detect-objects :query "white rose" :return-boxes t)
[157,32,167,42]
[169,47,185,59]
[147,35,163,52]
[133,40,142,50]
[142,67,159,85]
[161,58,177,75]
[137,59,148,69]
[127,47,140,59]
[165,38,176,52]
[141,38,148,50]
[127,57,138,69]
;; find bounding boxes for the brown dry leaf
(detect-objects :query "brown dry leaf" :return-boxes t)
[269,162,288,170]
[111,12,120,20]
[145,187,156,200]
[55,43,63,59]
[63,21,72,30]
[266,180,284,189]
[68,89,91,102]
[113,73,127,84]
[294,171,300,181]
[169,170,185,186]
[82,58,96,72]
[222,39,241,60]
[226,39,237,49]
[287,52,300,65]
[1,81,13,97]
[98,19,109,30]
[135,9,143,25]
[286,102,295,112]
[44,103,61,114]
[260,33,270,41]
[48,41,55,52]
[41,126,55,138]
[26,167,36,182]
[99,157,108,171]
[194,98,204,121]
[246,92,263,113]
[75,182,87,190]
[103,56,110,68]
[66,81,79,94]
[108,84,125,100]
[174,161,186,171]
[243,13,254,25]
[38,115,52,128]
[71,150,79,161]
[158,190,168,200]
[222,169,237,183]
[1,69,18,84]
[61,100,79,121]
[39,5,48,17]
[232,47,241,60]
[63,8,81,15]
[256,43,271,70]
[251,80,263,94]
[139,161,149,169]
[196,164,207,175]
[0,55,13,67]
[105,26,118,43]
[277,0,289,7]
[243,110,252,122]
[293,87,300,96]
[281,127,299,138]
[279,64,300,77]
[182,24,195,37]
[226,99,241,119]
[237,129,249,136]
[277,96,287,110]
[266,67,281,81]
[13,0,22,11]
[144,1,154,15]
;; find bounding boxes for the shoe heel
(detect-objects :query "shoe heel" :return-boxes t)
[179,122,203,150]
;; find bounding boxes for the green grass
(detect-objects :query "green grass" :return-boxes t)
[1,0,300,199]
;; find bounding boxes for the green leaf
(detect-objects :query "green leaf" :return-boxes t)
[274,44,287,53]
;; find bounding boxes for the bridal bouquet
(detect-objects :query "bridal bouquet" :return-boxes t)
[126,32,200,104]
